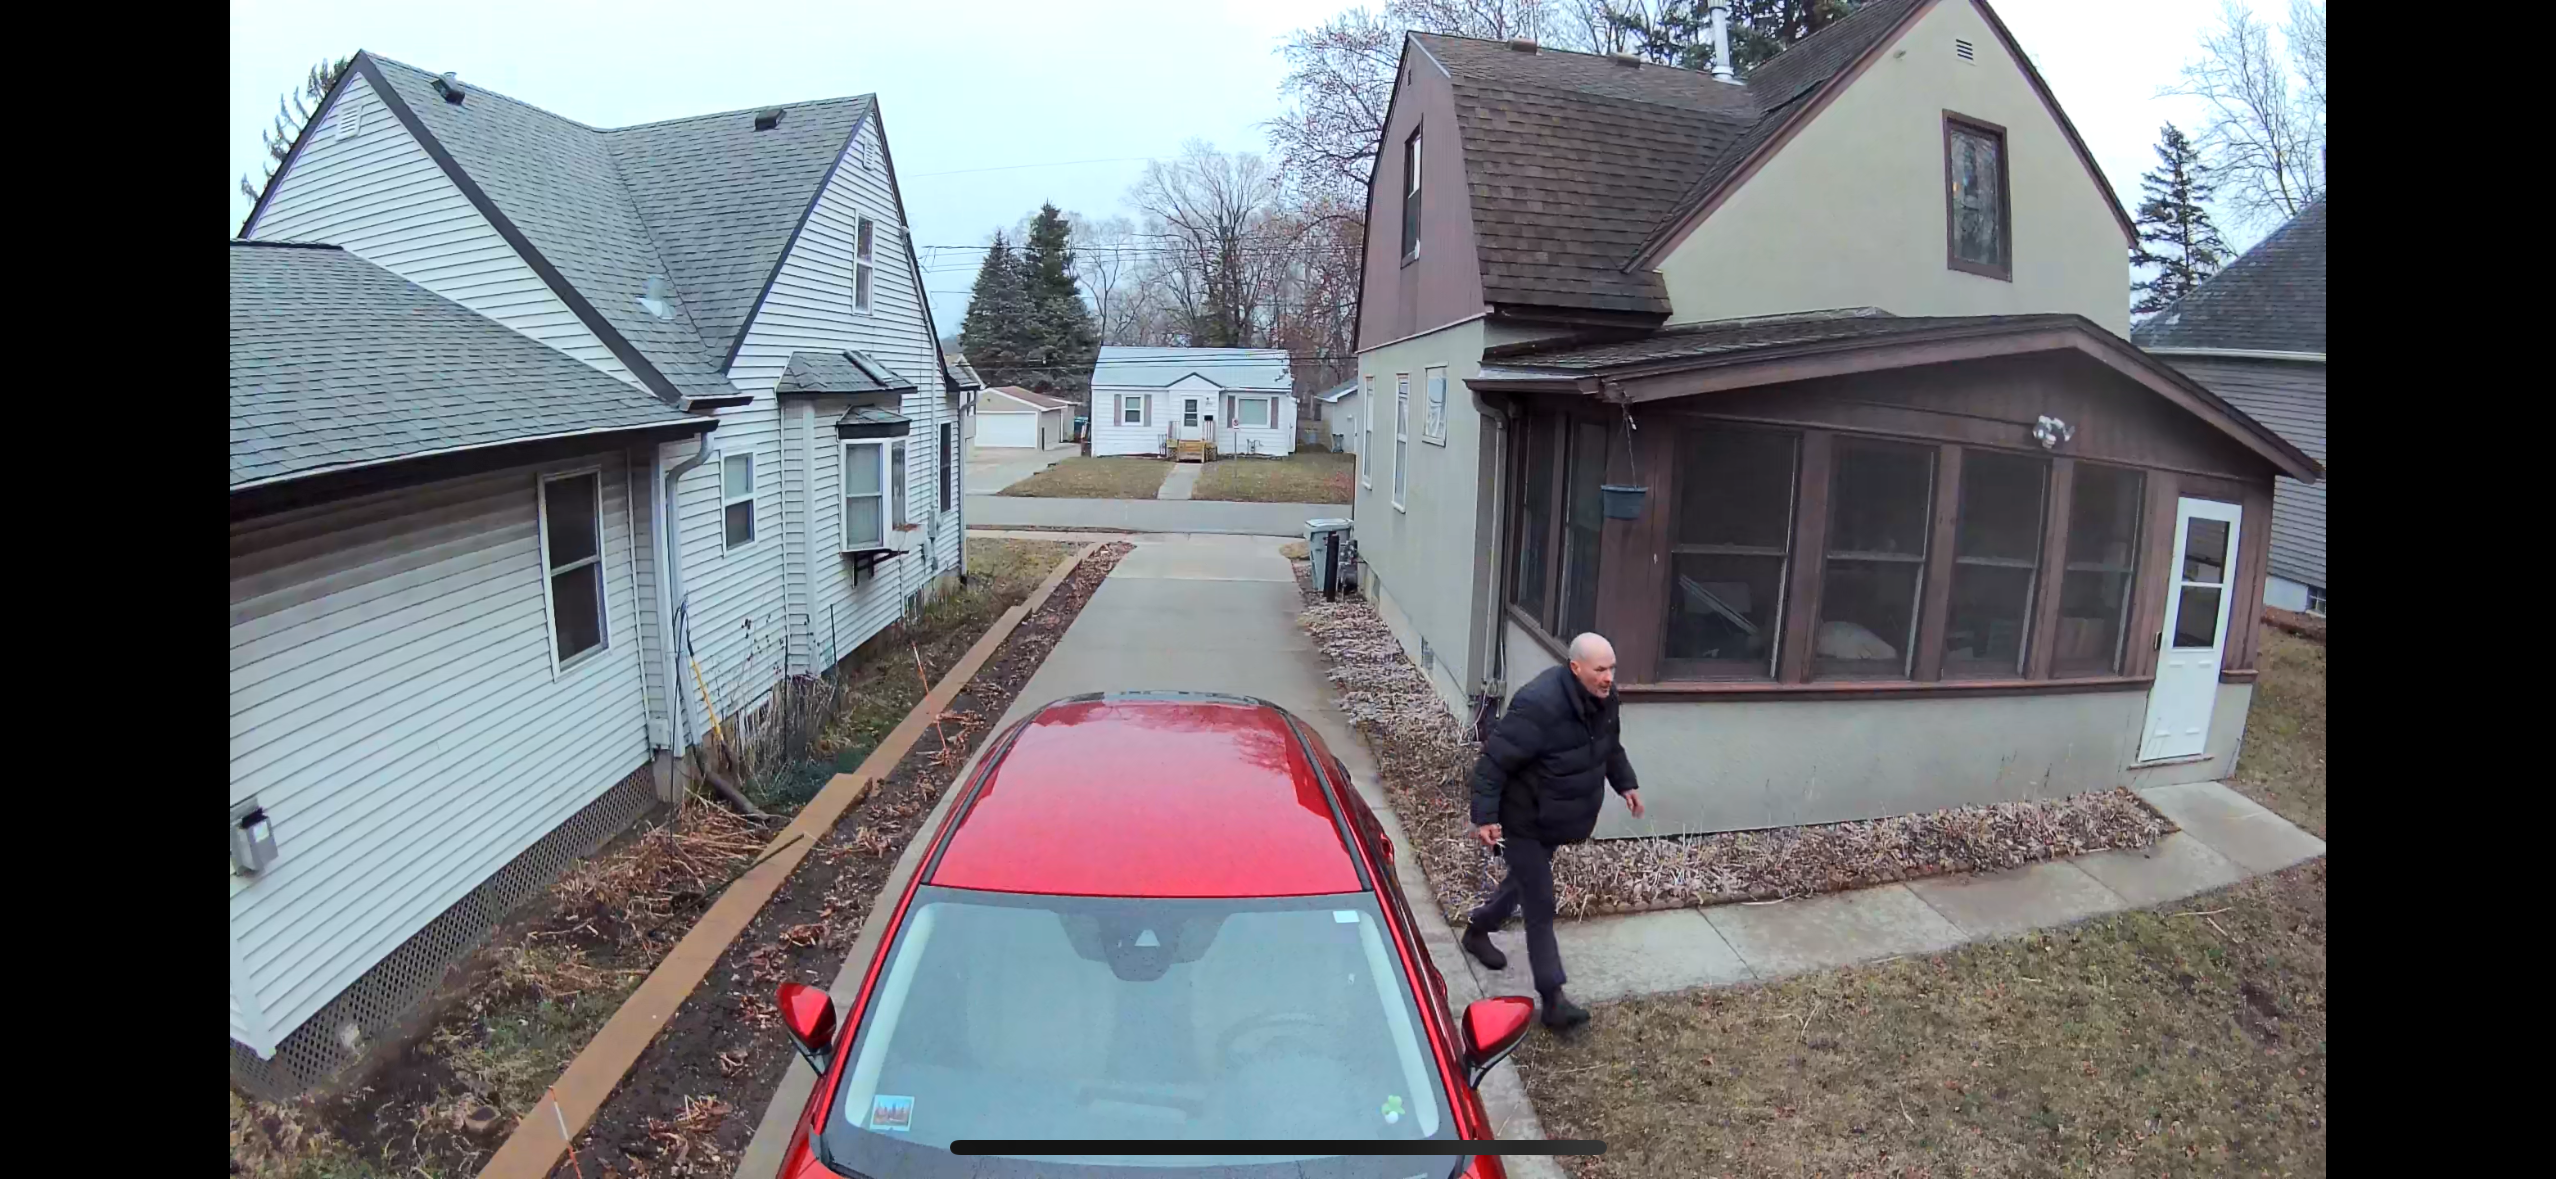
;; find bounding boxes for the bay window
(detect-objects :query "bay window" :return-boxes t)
[843,441,886,551]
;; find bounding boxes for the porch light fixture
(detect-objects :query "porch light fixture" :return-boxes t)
[2033,414,2074,450]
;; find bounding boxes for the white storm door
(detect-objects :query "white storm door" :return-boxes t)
[1179,397,1202,441]
[2138,497,2242,761]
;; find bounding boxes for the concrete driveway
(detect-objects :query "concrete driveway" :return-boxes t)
[733,534,1561,1177]
[962,444,1072,493]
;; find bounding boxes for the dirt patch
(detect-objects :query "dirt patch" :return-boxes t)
[1517,859,2328,1178]
[1289,563,2168,923]
[2229,624,2326,838]
[1190,450,1355,503]
[228,540,1082,1179]
[547,542,1130,1177]
[996,457,1171,499]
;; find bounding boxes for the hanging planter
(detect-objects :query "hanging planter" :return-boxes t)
[1600,484,1650,519]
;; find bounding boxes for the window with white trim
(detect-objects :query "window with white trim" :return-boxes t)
[1359,376,1373,486]
[1392,374,1410,510]
[1122,394,1147,426]
[843,441,886,551]
[1401,127,1422,261]
[890,440,908,529]
[854,218,877,313]
[1237,396,1273,428]
[722,452,756,550]
[1422,366,1447,444]
[539,470,608,668]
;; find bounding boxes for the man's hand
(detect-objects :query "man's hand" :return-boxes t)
[1474,823,1502,848]
[1621,789,1645,819]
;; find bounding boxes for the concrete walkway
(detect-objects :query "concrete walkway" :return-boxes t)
[1460,780,2327,1005]
[1155,462,1201,500]
[734,534,1563,1178]
[962,444,1072,493]
[963,493,1335,536]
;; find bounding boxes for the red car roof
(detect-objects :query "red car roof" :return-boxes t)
[926,695,1364,898]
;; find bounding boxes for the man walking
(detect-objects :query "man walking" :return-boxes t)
[1461,632,1643,1031]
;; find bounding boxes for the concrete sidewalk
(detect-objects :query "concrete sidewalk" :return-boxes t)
[964,493,1336,536]
[1459,780,2327,1005]
[733,534,1564,1178]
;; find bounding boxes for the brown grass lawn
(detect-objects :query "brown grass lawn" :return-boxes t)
[1192,450,1356,503]
[1517,620,2328,1178]
[996,457,1171,499]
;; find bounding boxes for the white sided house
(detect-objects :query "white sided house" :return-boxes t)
[974,385,1072,449]
[235,53,964,1095]
[1090,346,1298,459]
[1316,379,1362,453]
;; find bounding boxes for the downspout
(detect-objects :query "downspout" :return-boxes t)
[659,433,715,757]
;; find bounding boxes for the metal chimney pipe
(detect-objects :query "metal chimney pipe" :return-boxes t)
[1707,0,1737,81]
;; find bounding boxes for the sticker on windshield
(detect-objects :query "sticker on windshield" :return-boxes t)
[1334,910,1359,923]
[867,1095,914,1132]
[1381,1093,1405,1124]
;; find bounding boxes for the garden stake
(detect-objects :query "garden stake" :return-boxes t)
[911,640,950,753]
[547,1086,587,1179]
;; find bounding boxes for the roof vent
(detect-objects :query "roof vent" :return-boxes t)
[637,276,676,320]
[1608,52,1642,68]
[754,107,785,131]
[1506,37,1538,52]
[1955,38,1976,62]
[432,72,464,104]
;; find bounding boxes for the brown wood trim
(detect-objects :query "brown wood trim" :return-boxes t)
[1507,603,1568,663]
[1538,417,1566,634]
[2024,457,2076,679]
[1910,445,1963,681]
[1594,412,1649,677]
[1636,400,2261,487]
[2226,478,2275,672]
[1621,674,2152,703]
[1603,419,1673,684]
[2218,668,2259,684]
[2122,471,2179,679]
[1943,112,2014,282]
[1776,431,1834,682]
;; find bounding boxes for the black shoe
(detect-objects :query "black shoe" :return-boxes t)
[1540,990,1589,1031]
[1460,923,1508,971]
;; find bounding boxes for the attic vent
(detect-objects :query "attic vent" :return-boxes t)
[755,108,785,131]
[432,72,464,104]
[1506,37,1538,52]
[1954,38,1976,62]
[1608,52,1642,68]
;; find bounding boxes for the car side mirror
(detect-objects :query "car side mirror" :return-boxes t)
[1462,996,1537,1087]
[778,982,837,1075]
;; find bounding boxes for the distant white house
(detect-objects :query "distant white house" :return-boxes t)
[1314,379,1360,453]
[974,385,1072,449]
[1090,346,1297,458]
[234,54,961,1097]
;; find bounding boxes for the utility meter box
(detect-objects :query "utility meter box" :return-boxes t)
[1305,518,1354,596]
[231,797,277,876]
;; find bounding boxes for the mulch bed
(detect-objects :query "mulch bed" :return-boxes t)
[548,542,1130,1178]
[2263,605,2326,642]
[1288,560,2172,925]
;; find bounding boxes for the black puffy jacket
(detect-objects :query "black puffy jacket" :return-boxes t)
[1469,664,1640,845]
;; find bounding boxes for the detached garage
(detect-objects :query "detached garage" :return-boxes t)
[976,386,1070,449]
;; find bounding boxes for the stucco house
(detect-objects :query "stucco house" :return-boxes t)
[2133,199,2326,615]
[1348,0,2321,839]
[233,54,963,1095]
[974,385,1073,449]
[1090,346,1299,459]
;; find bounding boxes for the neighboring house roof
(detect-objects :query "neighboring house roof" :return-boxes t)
[774,349,918,396]
[2132,198,2326,357]
[245,53,896,407]
[230,241,705,492]
[1473,308,2320,482]
[945,350,985,391]
[1091,346,1294,389]
[1405,0,2134,316]
[981,386,1071,412]
[1316,379,1360,403]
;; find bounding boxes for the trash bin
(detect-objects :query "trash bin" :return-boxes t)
[1306,518,1354,598]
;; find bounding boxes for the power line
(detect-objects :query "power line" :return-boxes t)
[905,155,1162,178]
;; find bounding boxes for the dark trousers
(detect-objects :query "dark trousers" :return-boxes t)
[1468,834,1565,996]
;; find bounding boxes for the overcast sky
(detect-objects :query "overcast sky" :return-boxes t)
[230,0,2292,333]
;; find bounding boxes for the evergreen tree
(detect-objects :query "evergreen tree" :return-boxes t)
[1016,204,1100,400]
[240,57,352,205]
[2129,123,2231,316]
[958,234,1038,390]
[1605,1,1856,76]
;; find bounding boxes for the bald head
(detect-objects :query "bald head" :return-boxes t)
[1567,632,1617,698]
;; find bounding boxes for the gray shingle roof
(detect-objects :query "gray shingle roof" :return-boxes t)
[231,242,698,489]
[774,350,918,396]
[982,385,1071,411]
[1479,307,2075,371]
[2131,198,2326,355]
[358,55,877,402]
[1091,346,1294,389]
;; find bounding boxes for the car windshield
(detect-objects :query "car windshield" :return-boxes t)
[816,887,1462,1178]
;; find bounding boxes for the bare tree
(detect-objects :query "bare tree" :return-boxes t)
[2288,0,2324,130]
[1066,213,1144,345]
[1130,141,1289,348]
[2170,1,2324,227]
[1563,0,1667,53]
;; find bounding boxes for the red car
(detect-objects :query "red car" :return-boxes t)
[772,691,1535,1179]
